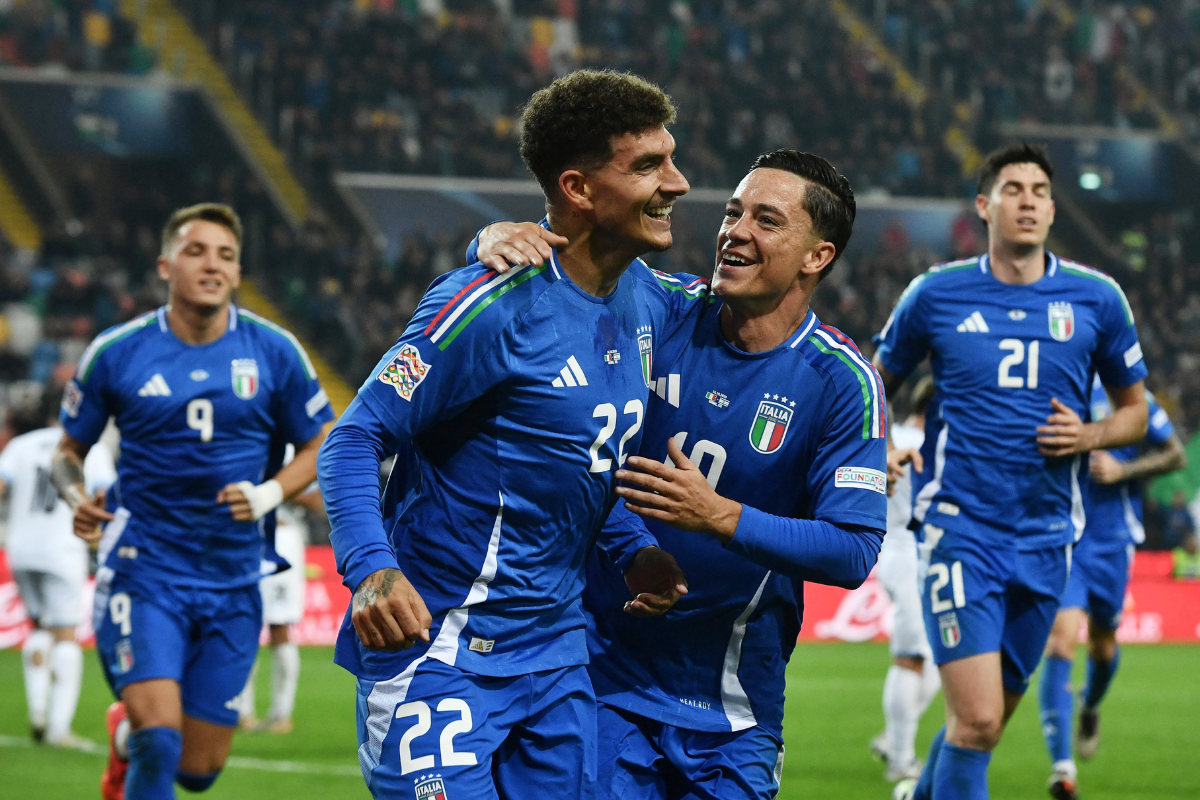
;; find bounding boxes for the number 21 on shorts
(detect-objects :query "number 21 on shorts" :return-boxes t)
[928,561,966,613]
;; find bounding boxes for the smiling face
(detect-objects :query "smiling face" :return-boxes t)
[977,162,1055,251]
[157,219,241,312]
[570,125,690,254]
[711,168,835,310]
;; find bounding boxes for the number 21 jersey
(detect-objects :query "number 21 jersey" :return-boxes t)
[874,253,1147,550]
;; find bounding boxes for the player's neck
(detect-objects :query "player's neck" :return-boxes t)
[165,300,230,345]
[547,212,641,297]
[718,289,812,354]
[987,241,1047,285]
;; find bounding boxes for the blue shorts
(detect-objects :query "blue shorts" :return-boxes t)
[93,570,261,727]
[1060,540,1132,631]
[920,524,1069,694]
[356,658,595,800]
[596,702,783,800]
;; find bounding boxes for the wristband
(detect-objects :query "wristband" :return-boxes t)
[235,479,285,521]
[62,484,87,511]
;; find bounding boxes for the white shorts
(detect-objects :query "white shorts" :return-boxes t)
[261,523,306,626]
[13,569,84,629]
[877,530,932,660]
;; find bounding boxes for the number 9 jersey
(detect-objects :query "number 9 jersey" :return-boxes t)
[60,305,335,588]
[874,253,1147,550]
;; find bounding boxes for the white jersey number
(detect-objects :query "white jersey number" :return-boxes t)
[997,339,1039,389]
[187,399,214,443]
[667,433,727,490]
[588,400,645,473]
[395,698,478,775]
[928,561,966,613]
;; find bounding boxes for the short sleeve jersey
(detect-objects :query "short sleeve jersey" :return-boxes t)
[874,253,1147,550]
[0,427,115,578]
[333,255,711,681]
[1084,375,1175,549]
[583,306,887,738]
[60,306,334,589]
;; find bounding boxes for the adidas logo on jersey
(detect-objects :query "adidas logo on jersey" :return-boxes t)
[137,374,172,397]
[551,356,589,388]
[956,311,990,333]
[652,374,681,408]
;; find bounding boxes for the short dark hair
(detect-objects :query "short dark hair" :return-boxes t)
[161,202,243,256]
[748,149,856,280]
[976,142,1054,196]
[519,69,677,196]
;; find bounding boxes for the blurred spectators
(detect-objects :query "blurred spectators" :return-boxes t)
[0,0,153,74]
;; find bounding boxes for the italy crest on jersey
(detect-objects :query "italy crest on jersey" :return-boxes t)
[637,326,653,387]
[231,359,259,399]
[1048,302,1074,341]
[749,399,792,454]
[413,774,448,800]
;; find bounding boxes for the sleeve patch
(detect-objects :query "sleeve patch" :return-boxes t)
[305,387,330,418]
[1151,407,1170,429]
[1124,341,1143,368]
[377,344,432,401]
[62,380,84,418]
[834,466,886,494]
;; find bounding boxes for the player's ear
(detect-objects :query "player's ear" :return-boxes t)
[800,241,835,279]
[558,170,593,212]
[155,254,171,283]
[974,193,990,225]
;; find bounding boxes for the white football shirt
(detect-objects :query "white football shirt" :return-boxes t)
[0,426,117,577]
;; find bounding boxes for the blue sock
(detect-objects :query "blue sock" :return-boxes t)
[126,727,182,800]
[176,770,220,793]
[911,726,945,800]
[1039,655,1075,763]
[1083,647,1120,710]
[933,742,992,800]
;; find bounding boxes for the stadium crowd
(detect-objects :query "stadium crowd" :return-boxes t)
[3,0,1200,537]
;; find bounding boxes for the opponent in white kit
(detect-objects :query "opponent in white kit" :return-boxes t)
[3,398,115,746]
[872,377,941,782]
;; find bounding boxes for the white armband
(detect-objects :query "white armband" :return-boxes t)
[235,479,285,521]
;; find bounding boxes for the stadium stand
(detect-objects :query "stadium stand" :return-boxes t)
[2,0,1200,487]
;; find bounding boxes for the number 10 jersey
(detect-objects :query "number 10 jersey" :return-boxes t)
[874,253,1147,550]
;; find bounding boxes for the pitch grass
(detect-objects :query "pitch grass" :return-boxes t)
[1,644,1195,799]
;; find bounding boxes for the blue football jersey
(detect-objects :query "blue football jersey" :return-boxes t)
[584,306,888,738]
[1084,375,1175,549]
[875,253,1147,550]
[60,306,334,589]
[323,254,712,681]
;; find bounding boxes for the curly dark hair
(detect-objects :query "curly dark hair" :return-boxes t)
[748,149,856,280]
[976,141,1054,196]
[519,69,677,196]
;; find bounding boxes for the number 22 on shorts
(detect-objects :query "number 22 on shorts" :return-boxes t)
[395,698,478,775]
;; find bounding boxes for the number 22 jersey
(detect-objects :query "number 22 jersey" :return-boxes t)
[874,253,1147,550]
[60,305,335,588]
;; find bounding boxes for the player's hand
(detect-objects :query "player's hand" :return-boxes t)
[476,221,568,273]
[1037,398,1096,457]
[616,438,743,543]
[622,546,688,617]
[73,488,114,543]
[1089,450,1126,484]
[887,448,923,496]
[216,483,255,522]
[351,568,432,651]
